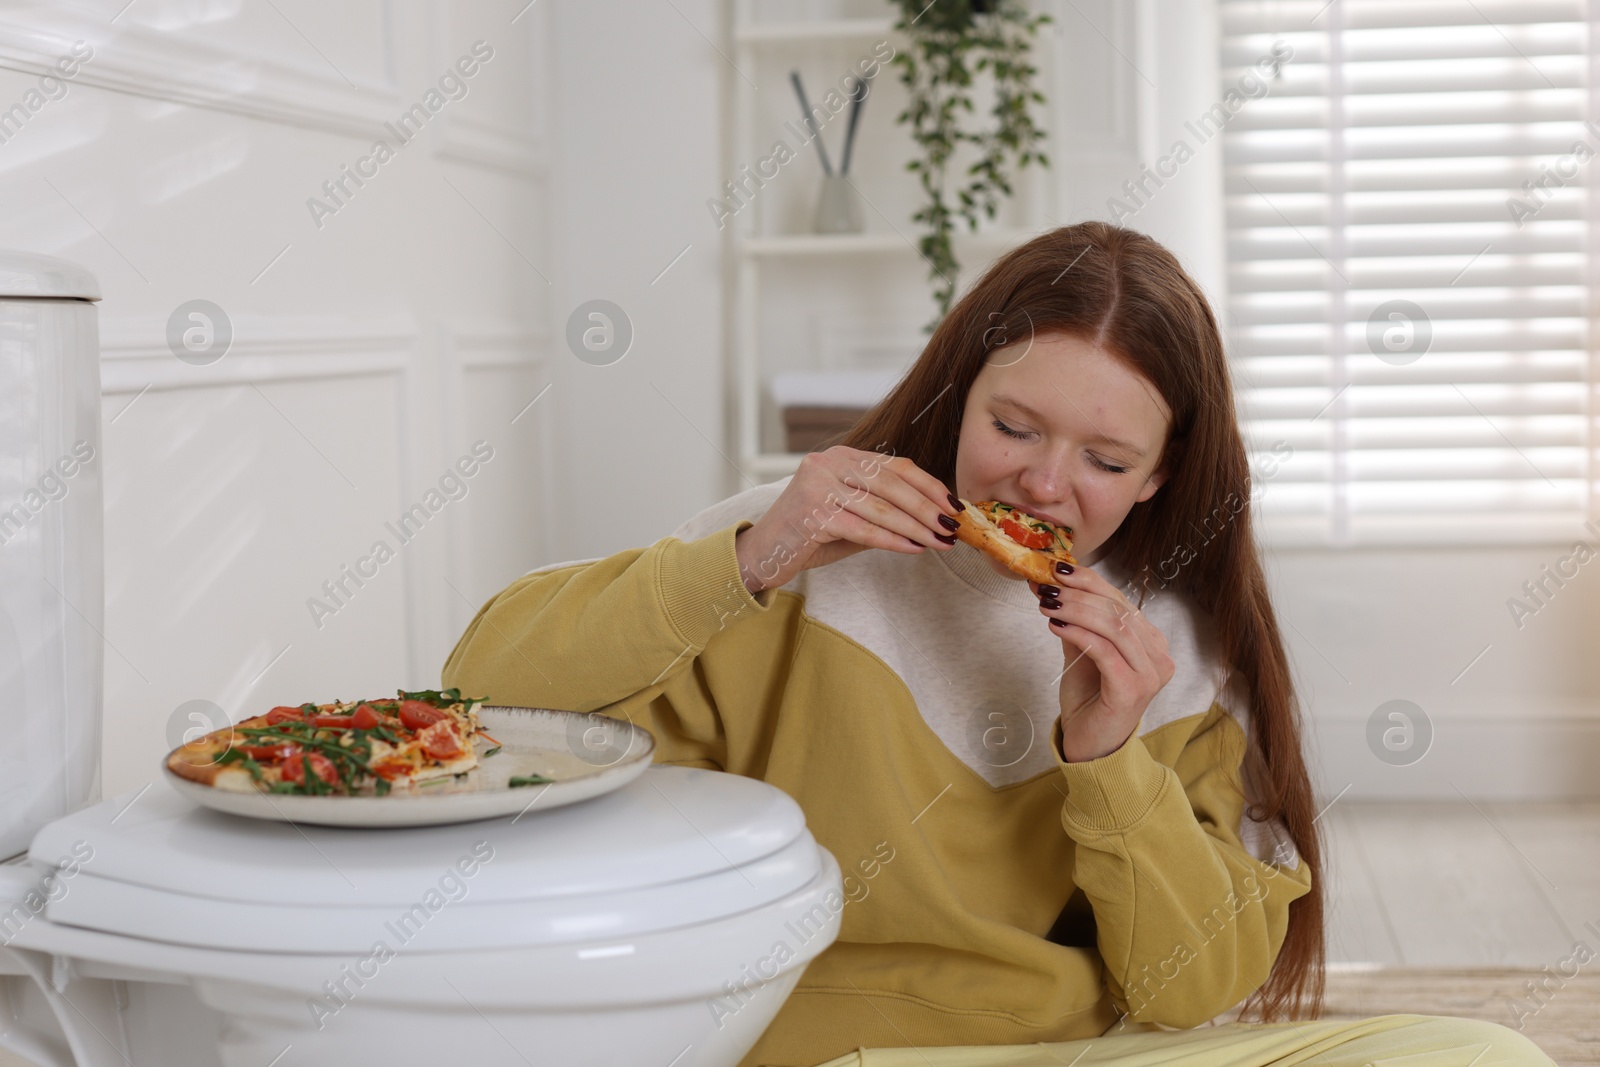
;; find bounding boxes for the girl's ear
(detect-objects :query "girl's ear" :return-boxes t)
[1135,465,1168,504]
[1136,432,1181,504]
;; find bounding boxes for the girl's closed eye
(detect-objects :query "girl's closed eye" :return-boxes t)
[994,417,1130,474]
[992,417,1032,440]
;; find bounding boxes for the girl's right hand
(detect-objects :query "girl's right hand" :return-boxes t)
[734,447,963,594]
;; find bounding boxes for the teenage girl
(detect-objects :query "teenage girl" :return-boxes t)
[443,222,1554,1067]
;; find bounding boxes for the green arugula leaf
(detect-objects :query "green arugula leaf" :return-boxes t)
[397,686,488,712]
[235,724,376,796]
[509,774,554,787]
[215,748,265,782]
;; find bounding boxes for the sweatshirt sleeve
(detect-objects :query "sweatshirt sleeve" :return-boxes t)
[440,522,773,770]
[1049,703,1312,1028]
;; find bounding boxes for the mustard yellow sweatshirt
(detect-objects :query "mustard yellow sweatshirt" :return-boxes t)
[441,481,1312,1067]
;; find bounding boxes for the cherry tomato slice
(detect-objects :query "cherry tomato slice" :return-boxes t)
[399,699,448,731]
[281,751,338,786]
[372,758,415,781]
[265,706,306,725]
[1000,516,1055,550]
[418,720,464,760]
[304,703,383,730]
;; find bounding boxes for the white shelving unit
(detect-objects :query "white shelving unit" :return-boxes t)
[733,17,894,45]
[725,5,1059,485]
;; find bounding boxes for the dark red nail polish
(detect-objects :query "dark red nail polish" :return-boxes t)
[1040,598,1062,610]
[938,514,959,531]
[1037,584,1059,597]
[934,532,957,545]
[947,493,962,512]
[1055,562,1075,575]
[1050,618,1069,628]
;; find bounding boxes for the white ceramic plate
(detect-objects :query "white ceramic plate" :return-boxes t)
[161,706,655,828]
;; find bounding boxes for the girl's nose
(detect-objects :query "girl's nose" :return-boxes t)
[1017,458,1069,505]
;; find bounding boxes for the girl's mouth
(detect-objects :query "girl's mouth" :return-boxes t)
[998,500,1072,529]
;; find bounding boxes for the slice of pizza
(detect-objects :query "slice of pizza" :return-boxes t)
[165,687,488,796]
[952,499,1077,585]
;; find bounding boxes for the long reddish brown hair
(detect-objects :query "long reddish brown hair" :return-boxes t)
[843,220,1325,1023]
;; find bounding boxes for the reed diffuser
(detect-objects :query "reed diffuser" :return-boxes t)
[791,69,874,234]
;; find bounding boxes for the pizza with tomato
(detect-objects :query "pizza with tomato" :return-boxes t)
[952,499,1078,585]
[165,688,491,796]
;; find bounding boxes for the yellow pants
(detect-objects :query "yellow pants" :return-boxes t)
[808,1013,1557,1066]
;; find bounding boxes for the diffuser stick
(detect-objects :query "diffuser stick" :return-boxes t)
[839,73,873,175]
[790,71,833,176]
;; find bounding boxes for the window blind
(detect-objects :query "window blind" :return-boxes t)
[1219,0,1597,544]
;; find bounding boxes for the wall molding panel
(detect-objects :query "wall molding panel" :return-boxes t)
[433,111,543,177]
[425,2,543,176]
[0,10,398,138]
[97,316,418,393]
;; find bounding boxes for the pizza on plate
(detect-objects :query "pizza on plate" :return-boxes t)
[165,688,491,796]
[952,499,1078,585]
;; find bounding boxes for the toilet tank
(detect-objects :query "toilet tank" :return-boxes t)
[0,251,103,860]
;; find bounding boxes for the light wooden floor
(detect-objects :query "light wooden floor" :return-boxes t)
[1323,800,1600,966]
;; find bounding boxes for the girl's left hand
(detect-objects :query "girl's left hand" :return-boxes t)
[1032,566,1175,763]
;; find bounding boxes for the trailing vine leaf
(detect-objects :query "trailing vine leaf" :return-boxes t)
[889,0,1051,332]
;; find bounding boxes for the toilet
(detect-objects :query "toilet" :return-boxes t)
[0,766,842,1067]
[0,252,842,1067]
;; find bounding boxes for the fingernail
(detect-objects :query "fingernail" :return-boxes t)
[947,493,962,512]
[1037,584,1059,597]
[1050,618,1069,628]
[934,532,957,545]
[1040,598,1062,610]
[1055,562,1075,575]
[938,514,959,531]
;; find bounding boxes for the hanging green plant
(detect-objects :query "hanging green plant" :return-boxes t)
[889,0,1052,331]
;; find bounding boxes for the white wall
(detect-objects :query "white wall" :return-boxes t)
[0,0,552,798]
[541,0,730,564]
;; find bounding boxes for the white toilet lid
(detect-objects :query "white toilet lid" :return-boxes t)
[27,765,824,954]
